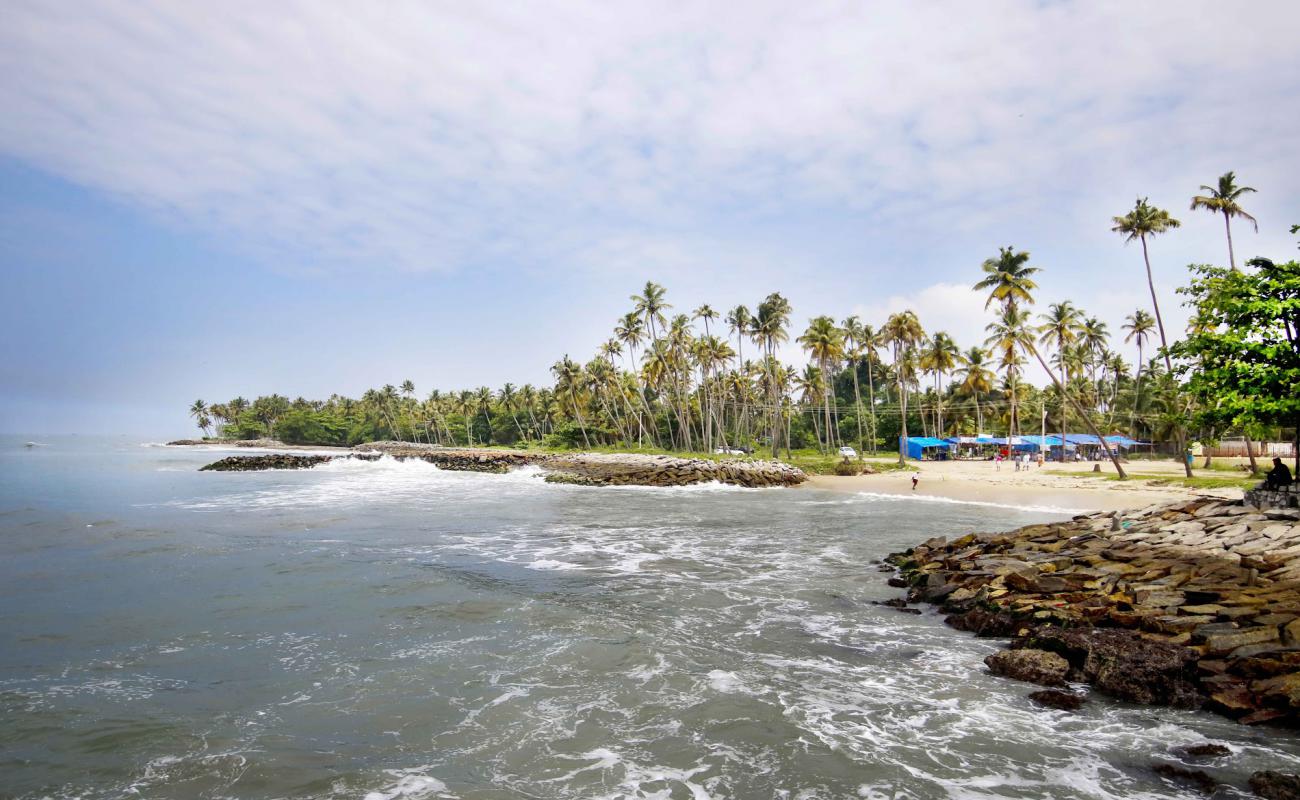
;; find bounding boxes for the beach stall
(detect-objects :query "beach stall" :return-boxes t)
[902,436,954,460]
[946,435,998,459]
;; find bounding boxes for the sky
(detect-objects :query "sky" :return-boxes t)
[2,1,1298,436]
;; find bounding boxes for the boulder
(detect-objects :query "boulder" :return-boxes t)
[1028,689,1085,710]
[984,648,1070,687]
[1251,771,1300,800]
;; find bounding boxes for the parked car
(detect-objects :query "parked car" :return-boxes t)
[714,447,746,456]
[838,446,858,458]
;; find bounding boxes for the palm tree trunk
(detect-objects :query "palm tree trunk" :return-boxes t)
[850,359,864,450]
[1245,434,1259,474]
[867,360,879,453]
[1141,235,1172,374]
[1224,211,1236,270]
[1028,344,1126,478]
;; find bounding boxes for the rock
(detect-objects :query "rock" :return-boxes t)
[1251,771,1300,800]
[984,649,1069,687]
[1175,743,1231,759]
[872,598,922,615]
[1028,689,1084,710]
[1152,764,1217,794]
[1016,627,1202,707]
[200,454,334,471]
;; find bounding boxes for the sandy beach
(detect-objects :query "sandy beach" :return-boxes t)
[807,458,1247,513]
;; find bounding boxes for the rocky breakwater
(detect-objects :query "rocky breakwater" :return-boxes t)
[540,453,806,488]
[352,442,536,474]
[886,496,1300,726]
[200,453,336,471]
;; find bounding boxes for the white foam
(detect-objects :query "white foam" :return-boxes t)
[363,766,449,800]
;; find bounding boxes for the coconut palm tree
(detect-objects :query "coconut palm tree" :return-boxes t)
[974,247,1040,313]
[1111,198,1181,372]
[1038,301,1083,457]
[984,306,1033,438]
[798,316,845,452]
[1190,171,1257,270]
[881,310,924,465]
[1122,310,1155,438]
[841,316,867,450]
[919,332,959,437]
[551,356,591,448]
[954,347,995,434]
[753,293,791,457]
[726,305,753,444]
[693,304,718,338]
[976,252,1127,477]
[189,399,210,437]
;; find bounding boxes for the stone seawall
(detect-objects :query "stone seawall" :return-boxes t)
[194,443,807,488]
[885,497,1300,726]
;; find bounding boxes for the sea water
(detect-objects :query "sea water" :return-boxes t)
[2,436,1298,799]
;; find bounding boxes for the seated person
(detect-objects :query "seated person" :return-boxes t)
[1265,457,1294,489]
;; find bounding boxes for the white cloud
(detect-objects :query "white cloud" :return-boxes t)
[1,0,1297,278]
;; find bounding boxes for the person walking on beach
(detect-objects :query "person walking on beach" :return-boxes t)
[995,453,1002,471]
[911,472,920,491]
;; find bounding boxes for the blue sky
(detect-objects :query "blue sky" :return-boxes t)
[2,1,1298,435]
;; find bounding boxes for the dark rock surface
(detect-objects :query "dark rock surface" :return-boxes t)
[885,497,1300,725]
[984,648,1069,687]
[1028,689,1085,710]
[1251,771,1300,799]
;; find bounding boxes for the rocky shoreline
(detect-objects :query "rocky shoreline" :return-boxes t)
[183,440,807,488]
[884,496,1300,728]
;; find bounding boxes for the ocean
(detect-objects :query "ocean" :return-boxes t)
[2,436,1297,799]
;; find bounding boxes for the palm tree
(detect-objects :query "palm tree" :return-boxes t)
[753,293,791,457]
[189,399,210,437]
[1190,171,1257,269]
[977,249,1128,476]
[881,310,924,465]
[551,356,591,448]
[798,316,845,452]
[984,306,1033,438]
[726,305,753,444]
[1112,197,1190,476]
[1111,198,1181,372]
[954,347,995,434]
[919,332,959,437]
[1038,301,1083,458]
[974,247,1040,312]
[841,316,867,450]
[1122,310,1155,438]
[693,304,718,338]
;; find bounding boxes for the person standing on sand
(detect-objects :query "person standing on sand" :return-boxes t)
[995,453,1002,470]
[912,472,920,491]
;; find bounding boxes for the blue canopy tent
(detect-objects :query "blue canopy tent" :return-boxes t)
[1019,434,1069,452]
[902,436,953,460]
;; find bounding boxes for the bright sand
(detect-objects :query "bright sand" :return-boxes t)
[805,458,1244,513]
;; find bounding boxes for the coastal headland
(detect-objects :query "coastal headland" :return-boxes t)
[885,495,1300,730]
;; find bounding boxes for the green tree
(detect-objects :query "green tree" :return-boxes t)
[1190,171,1257,270]
[1171,258,1300,474]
